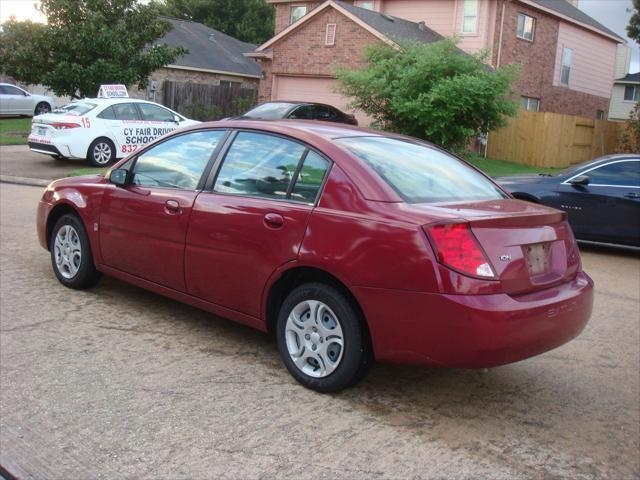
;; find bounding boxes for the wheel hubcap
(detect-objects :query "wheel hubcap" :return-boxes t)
[36,104,49,114]
[93,143,112,164]
[285,300,344,378]
[53,225,82,279]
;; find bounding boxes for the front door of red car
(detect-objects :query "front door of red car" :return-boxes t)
[99,129,227,291]
[185,131,331,317]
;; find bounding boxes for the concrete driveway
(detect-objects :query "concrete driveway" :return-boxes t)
[0,183,638,479]
[0,145,89,181]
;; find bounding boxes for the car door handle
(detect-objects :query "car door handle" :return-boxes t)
[624,192,640,199]
[264,212,284,228]
[164,199,182,215]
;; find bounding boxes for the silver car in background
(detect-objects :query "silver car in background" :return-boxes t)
[0,83,55,116]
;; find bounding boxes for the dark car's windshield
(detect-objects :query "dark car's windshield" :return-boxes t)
[52,102,97,116]
[336,136,507,203]
[243,102,296,119]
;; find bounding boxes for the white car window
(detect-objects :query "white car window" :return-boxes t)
[138,103,175,122]
[112,103,140,121]
[53,102,96,116]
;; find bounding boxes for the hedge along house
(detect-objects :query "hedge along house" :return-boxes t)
[246,1,447,125]
[251,0,625,121]
[131,17,262,105]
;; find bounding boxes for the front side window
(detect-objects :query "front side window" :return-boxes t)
[132,130,225,189]
[336,136,506,203]
[561,47,572,86]
[517,13,535,41]
[290,5,307,24]
[112,103,141,121]
[624,85,639,101]
[584,160,640,187]
[461,0,478,33]
[138,103,175,122]
[520,96,540,112]
[214,132,306,200]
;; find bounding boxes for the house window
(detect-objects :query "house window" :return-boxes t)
[325,24,336,46]
[520,96,540,112]
[517,13,535,41]
[461,0,478,33]
[290,5,307,24]
[624,85,639,101]
[596,110,605,120]
[356,1,375,9]
[220,80,242,88]
[561,47,572,86]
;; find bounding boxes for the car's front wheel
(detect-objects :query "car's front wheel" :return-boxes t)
[276,283,371,392]
[35,102,51,116]
[50,214,101,289]
[87,138,116,167]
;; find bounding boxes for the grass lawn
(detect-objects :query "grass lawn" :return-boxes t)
[0,117,32,145]
[67,167,108,177]
[463,153,560,177]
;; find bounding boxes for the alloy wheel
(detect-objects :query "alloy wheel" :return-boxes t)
[93,142,112,165]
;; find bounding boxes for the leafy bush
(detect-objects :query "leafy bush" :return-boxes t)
[181,103,223,121]
[617,102,640,153]
[336,39,519,151]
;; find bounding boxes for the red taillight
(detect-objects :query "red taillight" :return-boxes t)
[425,222,496,279]
[52,122,80,129]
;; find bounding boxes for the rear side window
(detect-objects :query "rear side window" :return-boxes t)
[112,103,140,121]
[291,151,330,203]
[132,130,224,190]
[335,136,506,203]
[214,132,306,200]
[586,160,640,187]
[98,106,116,119]
[0,85,24,95]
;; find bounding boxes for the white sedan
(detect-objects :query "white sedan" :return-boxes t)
[28,98,199,166]
[0,83,55,116]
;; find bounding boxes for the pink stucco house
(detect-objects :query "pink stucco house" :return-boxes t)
[248,0,624,120]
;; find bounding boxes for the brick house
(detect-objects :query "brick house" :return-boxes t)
[250,0,624,120]
[131,18,261,103]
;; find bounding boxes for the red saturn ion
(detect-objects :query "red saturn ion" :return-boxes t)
[37,121,594,392]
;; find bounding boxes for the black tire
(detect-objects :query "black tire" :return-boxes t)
[35,102,51,116]
[276,283,371,393]
[49,214,101,289]
[87,137,116,167]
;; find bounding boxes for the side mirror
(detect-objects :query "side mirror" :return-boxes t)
[569,174,590,186]
[173,114,181,123]
[109,168,129,187]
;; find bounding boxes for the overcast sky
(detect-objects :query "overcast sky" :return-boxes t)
[0,0,638,72]
[579,0,639,73]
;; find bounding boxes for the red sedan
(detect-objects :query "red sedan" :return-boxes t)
[37,121,594,392]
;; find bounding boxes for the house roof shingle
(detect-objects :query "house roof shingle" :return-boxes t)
[335,1,445,45]
[527,0,623,41]
[616,72,640,83]
[157,18,262,78]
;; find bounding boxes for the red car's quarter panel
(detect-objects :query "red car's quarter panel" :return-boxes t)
[185,193,313,317]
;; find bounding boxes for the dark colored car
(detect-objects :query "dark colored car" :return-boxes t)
[234,101,358,125]
[497,154,640,247]
[37,121,593,392]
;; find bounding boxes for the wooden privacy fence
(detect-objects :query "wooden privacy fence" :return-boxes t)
[488,110,623,168]
[162,80,257,120]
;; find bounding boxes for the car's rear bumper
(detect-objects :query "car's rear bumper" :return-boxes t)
[354,272,594,368]
[28,140,66,157]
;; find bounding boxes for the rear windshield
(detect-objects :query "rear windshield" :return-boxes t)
[243,103,296,119]
[52,102,97,116]
[335,136,507,203]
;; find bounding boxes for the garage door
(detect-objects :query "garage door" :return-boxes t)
[272,75,369,126]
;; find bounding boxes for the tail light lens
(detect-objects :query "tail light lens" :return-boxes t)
[425,222,497,279]
[52,122,81,129]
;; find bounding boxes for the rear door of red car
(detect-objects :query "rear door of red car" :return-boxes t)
[185,130,331,317]
[99,129,227,291]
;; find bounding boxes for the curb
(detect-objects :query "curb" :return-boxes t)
[0,175,50,187]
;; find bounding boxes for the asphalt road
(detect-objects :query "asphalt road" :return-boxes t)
[1,183,638,480]
[0,145,88,181]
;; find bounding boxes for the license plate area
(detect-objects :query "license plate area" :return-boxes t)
[523,242,551,276]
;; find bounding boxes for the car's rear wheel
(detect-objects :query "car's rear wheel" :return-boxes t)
[50,214,101,289]
[87,138,116,167]
[35,102,51,116]
[276,283,371,392]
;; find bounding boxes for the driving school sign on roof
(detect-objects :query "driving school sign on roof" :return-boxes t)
[97,84,128,98]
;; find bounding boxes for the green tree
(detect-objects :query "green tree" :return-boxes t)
[0,0,186,99]
[618,102,640,153]
[156,0,274,44]
[627,0,640,43]
[336,39,519,151]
